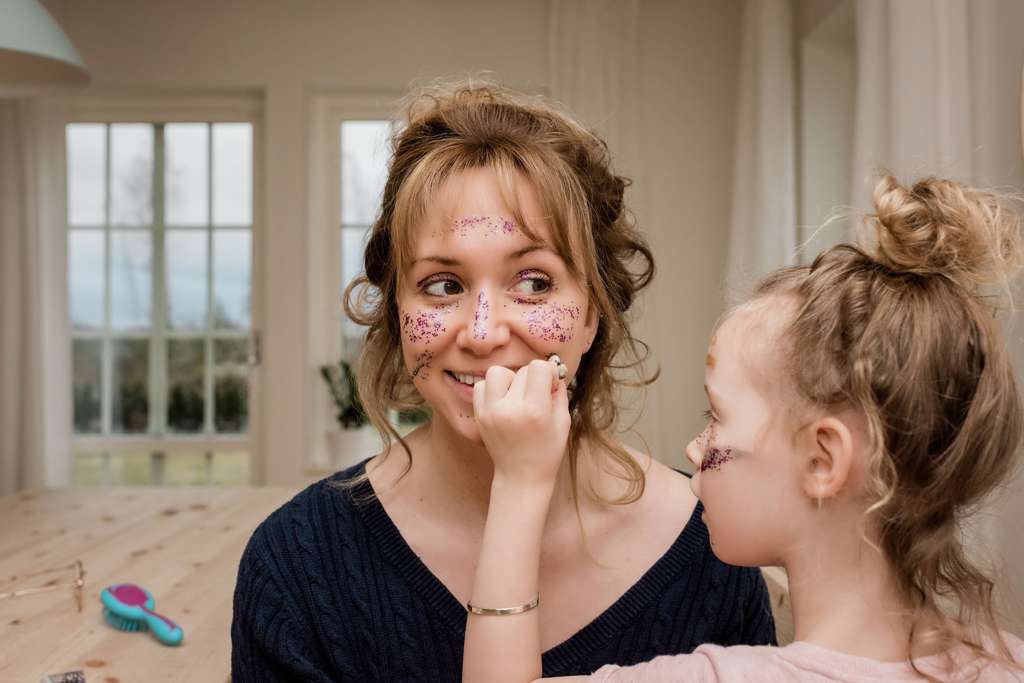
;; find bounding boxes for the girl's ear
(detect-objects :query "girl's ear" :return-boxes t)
[799,416,855,502]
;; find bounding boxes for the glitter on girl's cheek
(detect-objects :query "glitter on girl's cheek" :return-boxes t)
[472,292,489,340]
[700,446,734,472]
[519,301,580,343]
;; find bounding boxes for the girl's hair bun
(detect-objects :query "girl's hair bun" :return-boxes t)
[867,174,1022,290]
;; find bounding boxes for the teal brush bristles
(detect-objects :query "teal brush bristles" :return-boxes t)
[103,607,146,633]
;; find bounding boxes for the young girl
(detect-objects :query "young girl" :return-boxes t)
[466,175,1024,682]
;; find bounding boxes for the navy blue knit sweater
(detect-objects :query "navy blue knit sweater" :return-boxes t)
[231,460,776,681]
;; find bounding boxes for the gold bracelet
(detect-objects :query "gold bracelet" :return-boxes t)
[466,595,539,616]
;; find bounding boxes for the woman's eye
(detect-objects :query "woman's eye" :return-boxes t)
[423,279,463,297]
[511,274,552,296]
[702,409,716,423]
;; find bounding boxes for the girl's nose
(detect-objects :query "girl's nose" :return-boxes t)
[455,289,510,355]
[685,433,705,470]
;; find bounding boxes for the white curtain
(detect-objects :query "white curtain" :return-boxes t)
[548,0,661,452]
[849,0,972,211]
[0,97,70,495]
[725,0,797,300]
[548,0,640,165]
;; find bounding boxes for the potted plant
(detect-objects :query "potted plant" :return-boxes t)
[319,360,378,467]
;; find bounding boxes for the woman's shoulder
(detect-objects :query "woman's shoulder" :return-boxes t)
[241,458,372,568]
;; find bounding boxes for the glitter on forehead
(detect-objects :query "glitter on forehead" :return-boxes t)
[520,301,580,343]
[433,215,519,239]
[472,291,490,340]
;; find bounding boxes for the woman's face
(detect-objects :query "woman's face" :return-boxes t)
[398,167,598,444]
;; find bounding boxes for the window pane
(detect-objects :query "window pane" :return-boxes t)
[67,124,105,226]
[109,452,151,485]
[72,452,105,487]
[111,231,152,329]
[341,225,370,339]
[214,338,248,433]
[166,230,208,329]
[341,121,391,225]
[110,124,153,225]
[72,339,102,434]
[167,339,205,433]
[213,123,252,226]
[165,123,209,226]
[210,451,250,485]
[212,230,251,329]
[164,452,208,485]
[111,339,149,433]
[69,230,105,330]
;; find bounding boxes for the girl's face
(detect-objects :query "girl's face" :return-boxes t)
[684,310,803,567]
[397,167,597,444]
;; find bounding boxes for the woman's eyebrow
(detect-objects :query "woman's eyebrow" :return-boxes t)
[413,244,549,267]
[510,243,551,259]
[412,255,461,267]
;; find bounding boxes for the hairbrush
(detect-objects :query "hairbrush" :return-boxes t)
[100,583,184,646]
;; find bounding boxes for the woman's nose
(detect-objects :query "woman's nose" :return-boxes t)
[455,289,510,355]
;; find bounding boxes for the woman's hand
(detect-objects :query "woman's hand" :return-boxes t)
[473,358,571,487]
[464,357,569,683]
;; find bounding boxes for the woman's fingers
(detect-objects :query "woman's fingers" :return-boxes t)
[504,363,528,401]
[525,359,557,405]
[483,365,516,404]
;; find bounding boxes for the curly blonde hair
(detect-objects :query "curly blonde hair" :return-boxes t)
[752,174,1023,680]
[343,80,656,503]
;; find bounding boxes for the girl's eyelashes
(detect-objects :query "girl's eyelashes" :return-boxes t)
[702,409,716,422]
[419,274,464,298]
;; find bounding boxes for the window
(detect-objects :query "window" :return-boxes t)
[67,121,254,485]
[339,120,394,361]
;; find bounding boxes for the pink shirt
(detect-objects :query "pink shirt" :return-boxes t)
[591,635,1024,682]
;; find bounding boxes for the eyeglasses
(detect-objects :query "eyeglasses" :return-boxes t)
[0,560,85,613]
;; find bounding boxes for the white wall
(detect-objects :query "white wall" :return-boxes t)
[39,0,746,481]
[632,0,744,469]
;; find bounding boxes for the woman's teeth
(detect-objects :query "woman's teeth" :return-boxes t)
[452,372,483,386]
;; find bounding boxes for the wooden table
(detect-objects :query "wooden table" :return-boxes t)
[0,486,296,682]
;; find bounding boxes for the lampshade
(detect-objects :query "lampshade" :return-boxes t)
[0,0,88,84]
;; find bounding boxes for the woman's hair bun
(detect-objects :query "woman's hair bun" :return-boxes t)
[866,174,1023,290]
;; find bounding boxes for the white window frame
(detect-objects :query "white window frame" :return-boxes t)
[66,93,265,484]
[308,92,400,471]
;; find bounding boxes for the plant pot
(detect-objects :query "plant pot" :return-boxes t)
[326,425,384,470]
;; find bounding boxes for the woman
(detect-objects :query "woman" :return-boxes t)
[231,82,776,682]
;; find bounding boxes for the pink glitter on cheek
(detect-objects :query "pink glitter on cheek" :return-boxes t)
[401,303,457,345]
[520,301,580,343]
[472,292,490,340]
[700,446,734,472]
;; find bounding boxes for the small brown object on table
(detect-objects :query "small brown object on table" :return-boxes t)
[0,486,296,682]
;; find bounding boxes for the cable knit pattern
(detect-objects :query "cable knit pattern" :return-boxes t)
[231,459,777,681]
